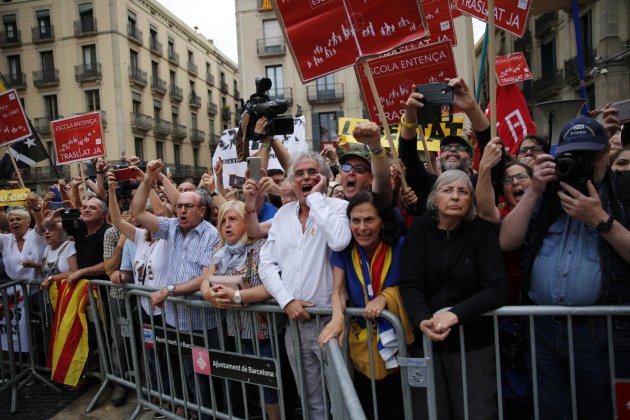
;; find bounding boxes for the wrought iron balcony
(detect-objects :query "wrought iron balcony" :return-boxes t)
[74,17,97,37]
[32,26,54,43]
[130,112,152,133]
[208,132,219,145]
[127,24,143,45]
[220,81,228,94]
[75,63,102,82]
[221,107,231,121]
[533,69,564,101]
[207,102,218,116]
[269,87,293,105]
[189,93,201,108]
[33,115,62,134]
[151,77,168,96]
[564,49,597,85]
[0,30,21,47]
[190,128,206,143]
[535,11,558,38]
[187,62,198,76]
[129,66,148,87]
[153,118,172,137]
[307,83,344,104]
[206,73,215,86]
[7,72,26,90]
[256,37,286,57]
[174,164,192,177]
[172,123,187,140]
[169,84,183,102]
[149,38,162,56]
[33,69,60,88]
[168,50,179,65]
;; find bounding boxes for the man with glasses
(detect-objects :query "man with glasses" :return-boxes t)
[131,159,221,418]
[259,151,352,419]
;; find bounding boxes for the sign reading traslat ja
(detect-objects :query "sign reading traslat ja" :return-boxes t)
[456,0,532,37]
[50,112,105,165]
[495,52,533,86]
[0,89,32,147]
[272,0,428,82]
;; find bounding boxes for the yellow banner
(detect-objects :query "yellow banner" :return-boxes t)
[0,188,31,206]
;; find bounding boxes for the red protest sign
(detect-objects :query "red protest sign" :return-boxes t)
[419,0,457,46]
[495,52,532,86]
[273,0,428,82]
[51,111,105,165]
[0,89,32,147]
[456,0,532,37]
[355,41,458,125]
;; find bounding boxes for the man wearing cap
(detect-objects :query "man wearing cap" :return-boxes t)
[398,78,490,214]
[338,122,393,203]
[500,116,630,419]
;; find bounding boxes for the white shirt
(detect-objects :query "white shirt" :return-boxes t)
[0,229,47,281]
[43,241,76,274]
[132,228,169,315]
[259,193,351,309]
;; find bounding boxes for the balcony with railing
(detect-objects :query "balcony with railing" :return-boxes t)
[189,92,201,108]
[32,26,54,43]
[151,77,168,96]
[221,106,231,121]
[127,24,143,45]
[220,81,229,94]
[256,37,287,57]
[172,123,187,140]
[208,132,219,145]
[174,164,192,178]
[33,69,60,88]
[130,112,152,133]
[129,66,148,88]
[269,87,293,105]
[75,63,102,83]
[169,84,183,102]
[149,38,162,56]
[257,0,273,11]
[7,72,26,90]
[192,166,206,177]
[206,73,215,86]
[535,11,558,38]
[187,61,198,76]
[234,89,240,100]
[153,118,172,137]
[74,17,97,37]
[0,30,21,47]
[533,69,564,101]
[307,83,344,104]
[168,50,179,65]
[564,48,597,85]
[207,102,218,116]
[24,165,70,182]
[190,128,205,144]
[33,115,62,134]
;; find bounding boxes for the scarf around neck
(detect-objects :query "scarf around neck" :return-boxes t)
[212,241,248,273]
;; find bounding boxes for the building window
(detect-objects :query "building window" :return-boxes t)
[209,118,214,134]
[132,92,141,113]
[7,54,21,77]
[152,61,159,83]
[316,74,335,99]
[171,105,179,124]
[318,112,337,141]
[540,39,556,78]
[2,14,17,41]
[191,113,198,130]
[156,141,163,160]
[188,50,194,64]
[153,99,162,119]
[43,94,58,118]
[82,44,96,69]
[263,19,282,51]
[78,3,94,27]
[130,49,139,70]
[134,138,144,161]
[173,144,181,166]
[36,9,52,37]
[170,70,176,86]
[40,50,55,74]
[265,65,284,98]
[85,89,100,111]
[168,37,175,60]
[193,148,199,168]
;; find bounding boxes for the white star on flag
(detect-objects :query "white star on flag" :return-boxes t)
[24,137,36,148]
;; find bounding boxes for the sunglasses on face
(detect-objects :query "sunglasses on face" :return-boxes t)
[502,172,531,185]
[518,145,543,154]
[341,164,370,174]
[440,144,468,153]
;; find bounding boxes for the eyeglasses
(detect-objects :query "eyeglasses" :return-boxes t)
[518,145,543,154]
[437,186,470,196]
[440,144,469,153]
[293,168,320,179]
[175,203,202,211]
[502,172,531,185]
[341,164,370,174]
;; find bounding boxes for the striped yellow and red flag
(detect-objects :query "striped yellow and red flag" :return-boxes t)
[47,279,95,386]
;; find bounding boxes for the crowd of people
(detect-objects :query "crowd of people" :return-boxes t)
[1,77,629,420]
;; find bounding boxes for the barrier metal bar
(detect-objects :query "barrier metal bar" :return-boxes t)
[325,339,367,420]
[493,316,504,420]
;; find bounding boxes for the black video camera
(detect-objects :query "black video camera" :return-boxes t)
[554,151,595,194]
[241,77,294,137]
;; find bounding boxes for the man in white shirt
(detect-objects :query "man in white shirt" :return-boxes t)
[259,151,352,418]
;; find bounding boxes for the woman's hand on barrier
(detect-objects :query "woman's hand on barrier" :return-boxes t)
[363,295,386,321]
[207,285,231,308]
[319,316,345,347]
[420,318,451,342]
[67,269,84,286]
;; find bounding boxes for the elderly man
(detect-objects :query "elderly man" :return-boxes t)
[500,116,630,419]
[259,151,352,418]
[131,159,220,417]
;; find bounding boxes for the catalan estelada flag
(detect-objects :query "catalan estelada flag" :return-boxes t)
[47,279,94,386]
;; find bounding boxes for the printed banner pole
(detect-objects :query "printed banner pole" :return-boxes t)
[7,150,25,188]
[476,25,489,104]
[361,61,415,185]
[487,0,497,139]
[571,0,588,115]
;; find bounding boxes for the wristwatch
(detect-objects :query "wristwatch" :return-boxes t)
[233,289,242,304]
[167,284,176,297]
[595,214,614,233]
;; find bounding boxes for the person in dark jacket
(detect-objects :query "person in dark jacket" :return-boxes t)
[400,169,508,420]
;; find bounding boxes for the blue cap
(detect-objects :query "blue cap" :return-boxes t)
[556,116,608,154]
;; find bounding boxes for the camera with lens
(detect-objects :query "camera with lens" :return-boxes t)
[554,151,594,194]
[241,77,294,137]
